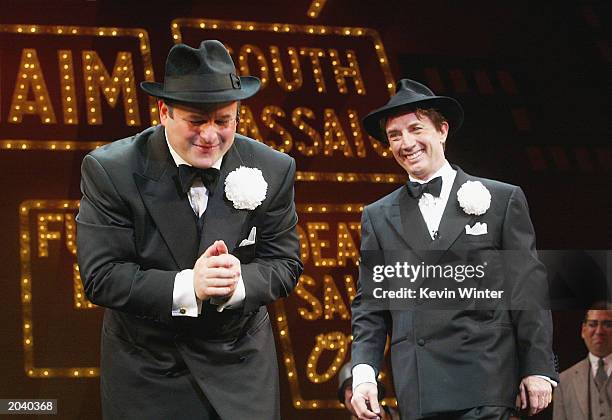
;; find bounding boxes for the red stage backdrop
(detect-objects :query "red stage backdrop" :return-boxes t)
[1,1,609,419]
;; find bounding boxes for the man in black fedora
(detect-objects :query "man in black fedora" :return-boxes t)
[76,40,302,419]
[349,79,558,419]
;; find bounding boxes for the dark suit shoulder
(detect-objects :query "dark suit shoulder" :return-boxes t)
[460,171,526,213]
[233,133,294,166]
[463,173,519,195]
[559,357,588,381]
[86,126,156,173]
[364,185,404,212]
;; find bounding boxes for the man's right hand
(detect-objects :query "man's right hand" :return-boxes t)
[351,382,381,420]
[193,240,240,301]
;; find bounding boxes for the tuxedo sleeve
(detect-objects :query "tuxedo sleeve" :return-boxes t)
[503,186,558,381]
[76,154,176,323]
[239,157,303,314]
[350,206,391,374]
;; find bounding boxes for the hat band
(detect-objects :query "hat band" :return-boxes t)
[164,73,241,93]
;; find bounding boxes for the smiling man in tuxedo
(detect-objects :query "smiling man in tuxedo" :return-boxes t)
[76,40,302,419]
[350,79,558,419]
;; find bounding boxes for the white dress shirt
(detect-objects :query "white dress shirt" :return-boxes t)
[410,161,457,240]
[166,130,245,316]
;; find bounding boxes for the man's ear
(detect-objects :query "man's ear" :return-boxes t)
[158,100,168,126]
[440,121,449,148]
[440,121,449,138]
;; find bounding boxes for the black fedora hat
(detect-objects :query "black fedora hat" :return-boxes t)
[363,79,464,145]
[140,40,260,103]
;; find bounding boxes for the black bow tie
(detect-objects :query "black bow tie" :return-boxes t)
[178,164,220,194]
[406,176,442,199]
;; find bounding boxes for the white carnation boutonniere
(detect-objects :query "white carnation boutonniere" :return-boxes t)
[224,166,268,210]
[457,180,491,216]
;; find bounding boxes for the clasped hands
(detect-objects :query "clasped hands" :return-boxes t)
[193,240,241,301]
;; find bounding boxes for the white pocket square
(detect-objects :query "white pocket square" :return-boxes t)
[239,226,256,246]
[465,222,487,235]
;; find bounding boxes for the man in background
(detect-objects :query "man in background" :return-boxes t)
[554,307,611,420]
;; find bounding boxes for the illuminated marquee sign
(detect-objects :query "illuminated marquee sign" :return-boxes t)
[0,24,158,150]
[171,18,398,173]
[19,200,99,379]
[19,200,394,408]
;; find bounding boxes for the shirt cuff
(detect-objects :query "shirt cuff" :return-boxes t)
[352,364,377,391]
[534,375,558,387]
[172,269,201,317]
[212,275,246,312]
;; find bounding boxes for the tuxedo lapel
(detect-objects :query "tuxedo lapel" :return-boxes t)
[134,127,200,269]
[429,167,473,254]
[198,140,250,255]
[396,187,432,259]
[382,196,406,246]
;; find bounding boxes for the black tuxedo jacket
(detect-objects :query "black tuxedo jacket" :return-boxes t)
[76,125,302,419]
[351,166,558,419]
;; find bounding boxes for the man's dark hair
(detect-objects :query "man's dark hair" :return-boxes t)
[584,302,612,321]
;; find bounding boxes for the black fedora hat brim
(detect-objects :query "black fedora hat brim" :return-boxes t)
[140,76,261,104]
[363,96,464,145]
